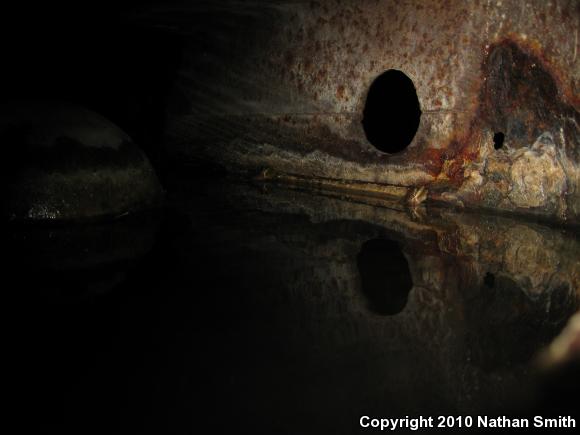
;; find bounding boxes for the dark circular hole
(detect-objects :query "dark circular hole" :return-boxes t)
[356,238,413,315]
[362,69,421,154]
[493,132,505,149]
[484,272,495,288]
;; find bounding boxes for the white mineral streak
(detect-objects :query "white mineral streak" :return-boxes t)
[508,132,567,208]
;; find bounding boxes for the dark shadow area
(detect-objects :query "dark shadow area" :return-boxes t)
[4,207,194,433]
[4,180,580,433]
[357,238,413,315]
[0,2,185,181]
[464,276,576,372]
[535,361,580,419]
[362,69,421,154]
[484,271,496,288]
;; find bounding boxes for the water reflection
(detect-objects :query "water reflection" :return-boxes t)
[199,182,579,422]
[5,211,161,300]
[465,274,573,371]
[8,179,579,433]
[357,238,413,315]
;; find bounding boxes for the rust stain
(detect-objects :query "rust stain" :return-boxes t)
[159,0,580,222]
[476,38,579,159]
[421,37,579,189]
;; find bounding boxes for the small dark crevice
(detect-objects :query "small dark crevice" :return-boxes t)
[493,132,505,149]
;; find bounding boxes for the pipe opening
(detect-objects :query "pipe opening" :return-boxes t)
[362,70,421,154]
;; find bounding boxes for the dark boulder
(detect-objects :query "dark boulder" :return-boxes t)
[1,101,163,221]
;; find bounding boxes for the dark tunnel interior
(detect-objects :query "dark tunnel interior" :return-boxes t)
[1,2,185,180]
[2,1,579,434]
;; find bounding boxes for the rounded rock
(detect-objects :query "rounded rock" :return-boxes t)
[1,101,163,221]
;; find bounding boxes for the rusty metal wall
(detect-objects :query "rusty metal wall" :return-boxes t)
[140,0,580,223]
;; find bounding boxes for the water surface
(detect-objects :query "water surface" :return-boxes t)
[7,178,580,434]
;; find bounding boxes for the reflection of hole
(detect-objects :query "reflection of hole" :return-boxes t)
[484,272,495,288]
[493,132,505,149]
[357,238,413,315]
[362,70,421,154]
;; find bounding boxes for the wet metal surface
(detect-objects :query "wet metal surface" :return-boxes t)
[134,0,580,222]
[8,178,579,433]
